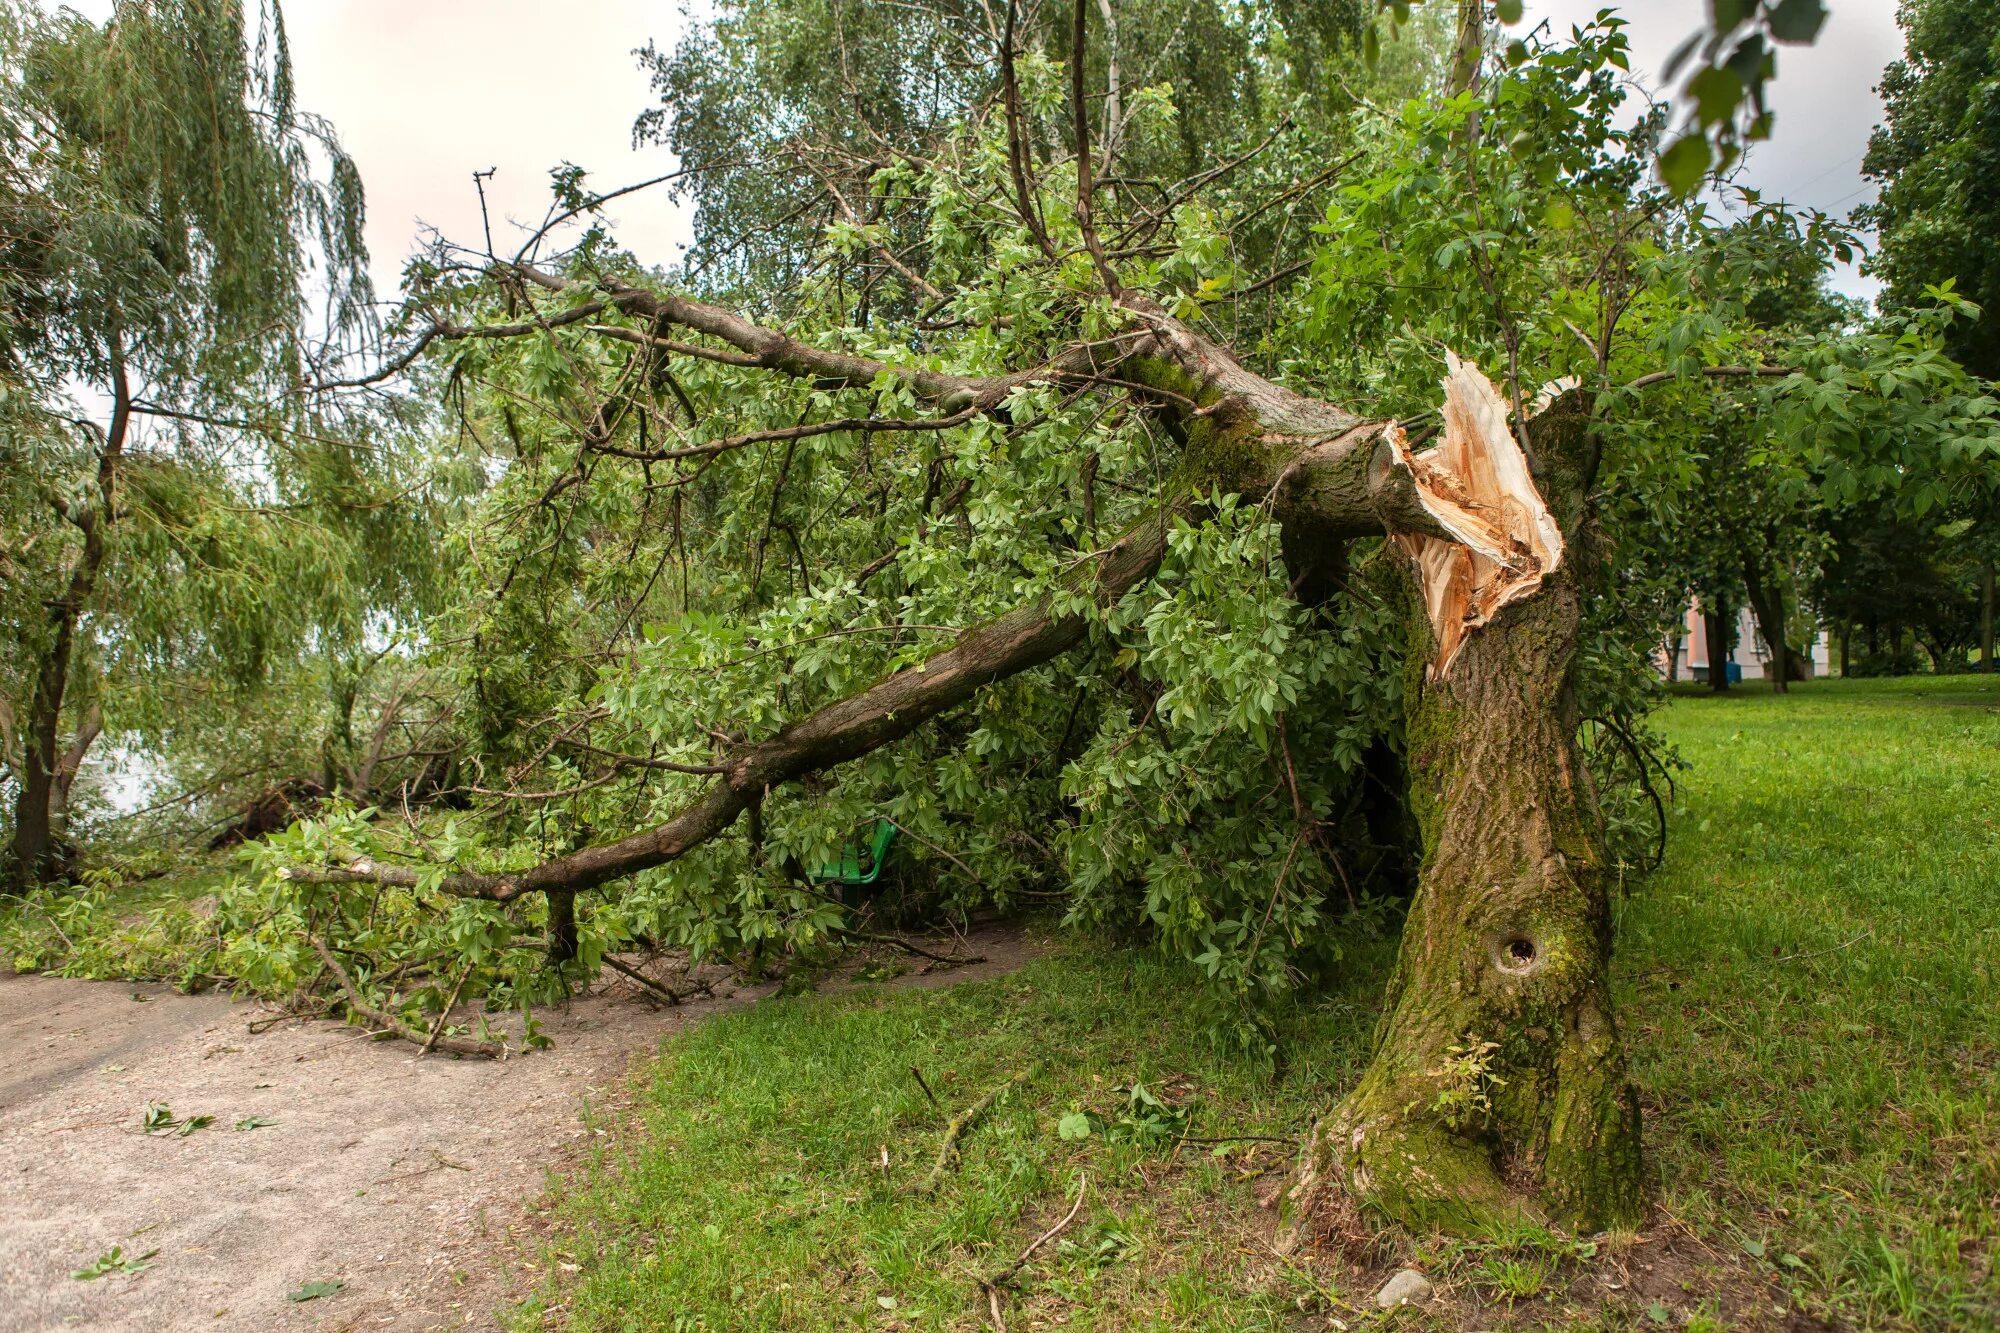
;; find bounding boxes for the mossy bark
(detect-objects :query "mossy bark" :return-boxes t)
[1289,401,1643,1240]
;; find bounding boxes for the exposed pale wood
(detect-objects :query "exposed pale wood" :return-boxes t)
[1388,354,1564,676]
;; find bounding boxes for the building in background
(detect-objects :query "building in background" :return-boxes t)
[1660,603,1832,682]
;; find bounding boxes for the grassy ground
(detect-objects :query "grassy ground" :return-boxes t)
[506,676,1993,1330]
[515,943,1399,1332]
[1621,675,2000,1330]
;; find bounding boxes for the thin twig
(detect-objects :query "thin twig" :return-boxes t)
[309,938,503,1058]
[1770,929,1871,964]
[915,1068,1035,1195]
[602,952,689,1006]
[842,926,985,969]
[1176,1133,1297,1146]
[416,961,474,1058]
[983,1170,1090,1325]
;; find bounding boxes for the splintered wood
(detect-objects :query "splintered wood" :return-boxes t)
[1388,353,1564,676]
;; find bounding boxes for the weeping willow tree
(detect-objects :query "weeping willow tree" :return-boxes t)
[0,0,418,884]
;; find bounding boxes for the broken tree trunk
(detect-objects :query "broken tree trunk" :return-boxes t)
[1288,382,1642,1238]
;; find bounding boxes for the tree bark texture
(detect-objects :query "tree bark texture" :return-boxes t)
[547,889,580,963]
[1286,396,1642,1238]
[1703,602,1731,693]
[1983,560,1994,673]
[1740,556,1804,690]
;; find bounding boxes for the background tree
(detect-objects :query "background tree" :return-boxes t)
[1819,499,1994,673]
[0,0,437,885]
[1860,0,2000,380]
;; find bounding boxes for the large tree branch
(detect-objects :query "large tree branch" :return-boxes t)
[1624,364,1799,391]
[288,276,1515,902]
[289,508,1176,900]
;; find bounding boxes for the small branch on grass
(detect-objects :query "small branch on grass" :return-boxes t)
[1770,929,1872,964]
[1260,1240,1347,1315]
[309,939,504,1058]
[910,1065,942,1110]
[1176,1133,1297,1146]
[915,1067,1035,1195]
[981,1170,1089,1330]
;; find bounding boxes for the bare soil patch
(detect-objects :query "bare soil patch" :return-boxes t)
[0,924,1039,1332]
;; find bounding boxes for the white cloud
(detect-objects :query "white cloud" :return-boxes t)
[42,0,696,294]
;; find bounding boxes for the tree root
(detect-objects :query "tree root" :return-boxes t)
[309,938,504,1058]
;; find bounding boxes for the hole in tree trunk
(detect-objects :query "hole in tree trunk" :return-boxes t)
[1493,932,1540,975]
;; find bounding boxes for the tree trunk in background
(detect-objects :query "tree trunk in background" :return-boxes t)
[1740,557,1796,693]
[1983,560,1994,672]
[45,699,103,862]
[10,349,126,888]
[13,637,81,885]
[1289,400,1642,1238]
[547,888,580,963]
[1704,602,1731,693]
[1449,0,1486,105]
[1839,625,1849,678]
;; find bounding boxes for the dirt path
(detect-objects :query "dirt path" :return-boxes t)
[0,927,1039,1332]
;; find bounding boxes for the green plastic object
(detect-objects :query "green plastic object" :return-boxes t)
[808,819,899,885]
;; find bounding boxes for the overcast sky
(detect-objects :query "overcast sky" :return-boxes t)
[1525,0,1903,297]
[44,1,1905,300]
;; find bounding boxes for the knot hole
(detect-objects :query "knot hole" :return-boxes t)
[1493,932,1541,976]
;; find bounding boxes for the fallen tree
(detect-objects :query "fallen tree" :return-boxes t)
[296,244,1641,1228]
[268,0,1997,1242]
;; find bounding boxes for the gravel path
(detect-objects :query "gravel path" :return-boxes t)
[0,928,1035,1331]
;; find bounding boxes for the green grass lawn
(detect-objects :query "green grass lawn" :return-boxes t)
[1622,674,2000,1330]
[521,676,2000,1332]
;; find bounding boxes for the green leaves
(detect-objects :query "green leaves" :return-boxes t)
[286,1280,344,1302]
[1057,1110,1097,1140]
[1764,0,1829,44]
[73,1247,157,1280]
[1660,134,1713,195]
[141,1103,214,1137]
[1686,65,1745,126]
[1055,1083,1192,1147]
